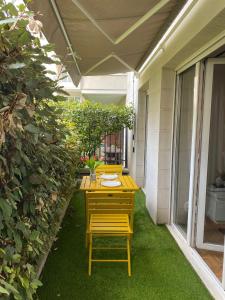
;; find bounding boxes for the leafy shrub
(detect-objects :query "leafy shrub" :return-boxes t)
[0,1,79,299]
[72,100,135,157]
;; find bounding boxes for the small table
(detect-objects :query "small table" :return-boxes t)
[80,175,139,192]
[80,175,139,246]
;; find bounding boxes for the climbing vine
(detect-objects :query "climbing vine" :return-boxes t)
[0,1,79,299]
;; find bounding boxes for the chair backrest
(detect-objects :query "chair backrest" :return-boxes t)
[95,164,123,176]
[86,191,134,217]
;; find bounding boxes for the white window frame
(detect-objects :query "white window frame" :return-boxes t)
[171,62,202,247]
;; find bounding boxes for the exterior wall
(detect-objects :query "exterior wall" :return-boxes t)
[144,70,161,223]
[135,0,225,224]
[135,90,147,187]
[81,75,127,92]
[157,68,175,223]
[126,72,139,179]
[128,68,175,224]
[60,74,127,102]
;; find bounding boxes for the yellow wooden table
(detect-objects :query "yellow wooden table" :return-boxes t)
[80,175,139,247]
[80,175,139,192]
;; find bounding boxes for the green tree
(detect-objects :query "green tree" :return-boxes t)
[72,100,135,157]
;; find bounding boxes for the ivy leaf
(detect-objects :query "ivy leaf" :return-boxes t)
[30,230,39,241]
[12,254,21,263]
[0,17,18,25]
[4,3,18,16]
[29,174,42,185]
[13,232,22,252]
[18,4,26,12]
[18,31,30,45]
[20,152,31,165]
[0,199,12,220]
[30,279,42,289]
[24,124,40,134]
[0,155,9,173]
[0,279,20,296]
[18,275,29,289]
[0,286,9,295]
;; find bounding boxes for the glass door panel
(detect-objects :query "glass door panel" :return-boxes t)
[195,59,225,284]
[174,66,195,236]
[197,59,225,252]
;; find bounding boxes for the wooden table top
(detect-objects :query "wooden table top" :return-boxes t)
[80,175,139,191]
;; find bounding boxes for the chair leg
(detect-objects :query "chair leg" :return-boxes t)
[127,236,131,277]
[88,234,92,276]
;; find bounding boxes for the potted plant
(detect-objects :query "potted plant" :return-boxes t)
[85,156,104,181]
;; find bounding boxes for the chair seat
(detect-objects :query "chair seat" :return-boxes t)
[89,214,132,234]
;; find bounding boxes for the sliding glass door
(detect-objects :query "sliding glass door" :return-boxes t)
[172,57,225,286]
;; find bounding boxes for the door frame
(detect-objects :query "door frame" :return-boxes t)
[196,58,225,252]
[171,62,203,246]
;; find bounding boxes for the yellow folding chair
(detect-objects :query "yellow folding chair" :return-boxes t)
[95,164,123,176]
[86,191,134,276]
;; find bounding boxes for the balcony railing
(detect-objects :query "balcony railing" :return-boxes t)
[96,129,128,167]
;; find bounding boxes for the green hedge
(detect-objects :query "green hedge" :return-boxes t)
[0,1,79,299]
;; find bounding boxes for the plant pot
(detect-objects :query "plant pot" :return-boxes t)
[90,169,96,181]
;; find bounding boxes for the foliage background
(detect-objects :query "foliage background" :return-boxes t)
[0,1,80,299]
[71,100,135,157]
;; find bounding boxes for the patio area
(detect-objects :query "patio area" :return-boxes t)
[3,1,225,299]
[37,191,211,300]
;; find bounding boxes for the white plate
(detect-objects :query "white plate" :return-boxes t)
[101,181,121,187]
[100,174,118,180]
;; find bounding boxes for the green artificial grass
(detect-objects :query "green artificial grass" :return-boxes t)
[38,191,212,300]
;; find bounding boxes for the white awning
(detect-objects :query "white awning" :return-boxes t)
[29,0,187,85]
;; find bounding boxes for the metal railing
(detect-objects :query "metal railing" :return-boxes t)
[96,128,128,167]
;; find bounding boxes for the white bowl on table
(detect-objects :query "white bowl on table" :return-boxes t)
[100,174,118,180]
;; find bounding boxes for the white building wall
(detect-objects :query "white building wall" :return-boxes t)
[81,75,127,91]
[135,90,147,187]
[60,74,127,101]
[157,68,175,223]
[126,72,139,178]
[144,70,161,223]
